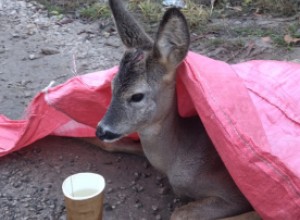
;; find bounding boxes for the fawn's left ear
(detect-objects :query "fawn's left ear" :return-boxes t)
[154,8,190,69]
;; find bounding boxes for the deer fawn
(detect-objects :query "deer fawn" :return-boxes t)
[95,0,260,219]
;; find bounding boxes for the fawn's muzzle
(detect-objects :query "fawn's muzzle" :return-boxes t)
[96,126,121,141]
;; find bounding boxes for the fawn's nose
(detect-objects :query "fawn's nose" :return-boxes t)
[96,126,121,141]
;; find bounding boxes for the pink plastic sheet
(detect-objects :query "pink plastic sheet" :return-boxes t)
[1,52,300,218]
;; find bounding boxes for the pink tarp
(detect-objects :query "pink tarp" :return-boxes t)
[1,51,300,218]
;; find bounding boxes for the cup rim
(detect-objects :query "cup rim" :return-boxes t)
[62,172,105,201]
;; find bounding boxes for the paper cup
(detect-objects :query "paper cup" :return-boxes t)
[62,173,105,220]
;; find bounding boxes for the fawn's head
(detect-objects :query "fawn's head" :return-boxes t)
[96,0,190,142]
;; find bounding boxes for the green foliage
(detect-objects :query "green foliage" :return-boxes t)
[243,0,253,6]
[80,3,111,20]
[182,0,210,28]
[128,0,210,27]
[253,0,298,16]
[128,0,162,23]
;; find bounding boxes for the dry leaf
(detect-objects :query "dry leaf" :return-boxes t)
[284,35,300,44]
[261,36,272,43]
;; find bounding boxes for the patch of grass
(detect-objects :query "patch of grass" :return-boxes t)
[231,25,297,48]
[128,0,162,23]
[214,0,299,17]
[129,0,210,28]
[256,0,298,16]
[287,23,300,38]
[138,0,162,22]
[206,38,226,47]
[270,35,287,47]
[35,0,64,14]
[232,27,278,38]
[35,0,99,14]
[182,0,210,28]
[80,3,111,20]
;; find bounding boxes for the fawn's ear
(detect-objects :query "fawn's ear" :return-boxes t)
[109,0,153,49]
[154,8,190,69]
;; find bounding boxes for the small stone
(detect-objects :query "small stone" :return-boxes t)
[132,184,144,193]
[116,200,124,205]
[155,215,162,220]
[142,172,151,178]
[107,188,113,194]
[26,24,37,35]
[134,172,141,181]
[151,205,159,214]
[0,46,5,54]
[29,54,36,60]
[158,186,170,195]
[11,32,20,38]
[173,198,181,204]
[24,91,32,98]
[12,181,22,188]
[167,203,174,211]
[103,203,113,211]
[103,32,111,38]
[130,181,136,186]
[137,185,144,192]
[41,47,60,55]
[134,203,143,209]
[115,156,123,162]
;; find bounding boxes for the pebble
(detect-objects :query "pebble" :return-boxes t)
[134,203,143,209]
[130,180,136,186]
[29,54,36,60]
[12,181,22,188]
[137,185,144,192]
[132,184,144,193]
[141,172,151,178]
[107,187,113,193]
[158,186,170,195]
[26,23,37,35]
[0,46,5,54]
[151,205,159,214]
[41,47,60,55]
[134,171,141,180]
[24,91,32,98]
[155,214,162,220]
[11,32,20,38]
[103,203,113,211]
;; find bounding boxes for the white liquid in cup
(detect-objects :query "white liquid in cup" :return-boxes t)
[62,173,105,201]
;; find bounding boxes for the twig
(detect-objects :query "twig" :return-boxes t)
[71,54,78,76]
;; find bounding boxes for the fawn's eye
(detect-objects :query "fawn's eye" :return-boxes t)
[130,93,144,102]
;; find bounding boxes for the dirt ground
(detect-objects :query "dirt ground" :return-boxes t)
[0,0,299,219]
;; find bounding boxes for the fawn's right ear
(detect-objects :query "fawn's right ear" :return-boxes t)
[154,8,190,70]
[109,0,153,49]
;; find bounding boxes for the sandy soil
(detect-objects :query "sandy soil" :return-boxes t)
[0,0,299,219]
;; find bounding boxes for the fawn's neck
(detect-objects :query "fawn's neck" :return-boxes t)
[138,88,183,174]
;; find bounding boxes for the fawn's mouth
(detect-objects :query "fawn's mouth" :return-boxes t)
[96,126,122,142]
